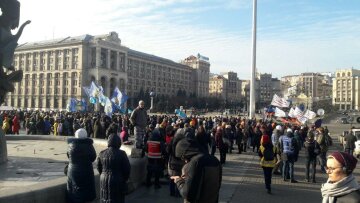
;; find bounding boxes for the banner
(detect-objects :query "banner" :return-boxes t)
[274,107,286,117]
[271,94,290,108]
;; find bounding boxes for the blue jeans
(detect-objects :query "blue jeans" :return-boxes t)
[283,159,294,180]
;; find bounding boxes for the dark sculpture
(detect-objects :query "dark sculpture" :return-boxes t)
[0,0,30,104]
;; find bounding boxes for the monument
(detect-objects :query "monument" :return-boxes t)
[0,0,31,164]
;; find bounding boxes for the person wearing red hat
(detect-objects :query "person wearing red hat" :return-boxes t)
[321,151,360,203]
[259,134,278,194]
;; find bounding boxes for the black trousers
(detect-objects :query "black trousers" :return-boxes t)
[219,147,227,164]
[262,167,273,190]
[305,157,316,181]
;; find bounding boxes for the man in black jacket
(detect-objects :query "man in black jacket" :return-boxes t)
[171,138,222,203]
[303,131,321,183]
[344,130,357,155]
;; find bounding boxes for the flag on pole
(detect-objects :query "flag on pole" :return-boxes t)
[111,87,121,105]
[104,97,113,117]
[271,94,290,108]
[303,110,316,119]
[274,107,286,117]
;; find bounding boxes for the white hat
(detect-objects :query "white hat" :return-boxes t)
[75,128,87,139]
[286,128,293,133]
[275,125,282,131]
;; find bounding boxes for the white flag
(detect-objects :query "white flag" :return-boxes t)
[275,107,286,117]
[288,108,295,118]
[293,107,304,118]
[303,110,316,119]
[297,116,308,124]
[271,94,290,108]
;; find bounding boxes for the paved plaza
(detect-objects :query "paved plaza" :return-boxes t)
[0,121,359,202]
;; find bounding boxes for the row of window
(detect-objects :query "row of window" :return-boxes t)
[15,48,79,59]
[12,87,78,95]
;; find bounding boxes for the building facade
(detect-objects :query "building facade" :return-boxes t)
[8,32,203,110]
[332,68,360,110]
[181,54,210,98]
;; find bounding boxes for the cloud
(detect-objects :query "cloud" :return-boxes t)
[16,0,360,81]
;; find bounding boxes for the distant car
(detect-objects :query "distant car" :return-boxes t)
[339,117,348,124]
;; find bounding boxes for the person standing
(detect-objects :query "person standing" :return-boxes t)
[130,100,148,150]
[97,133,131,203]
[171,138,222,203]
[280,128,299,183]
[259,134,277,194]
[344,130,357,156]
[304,131,321,183]
[317,127,329,173]
[321,151,360,203]
[12,113,20,135]
[66,128,96,203]
[145,129,165,189]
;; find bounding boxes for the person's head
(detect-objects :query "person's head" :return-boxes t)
[108,133,121,149]
[326,151,358,183]
[175,138,202,162]
[139,100,145,109]
[74,128,87,139]
[317,127,324,134]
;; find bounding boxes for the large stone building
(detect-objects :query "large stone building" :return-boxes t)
[181,54,210,98]
[8,32,208,110]
[281,72,332,99]
[256,73,281,107]
[333,68,360,110]
[209,71,243,104]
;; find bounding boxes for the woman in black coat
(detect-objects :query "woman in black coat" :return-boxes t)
[66,128,96,203]
[97,133,131,203]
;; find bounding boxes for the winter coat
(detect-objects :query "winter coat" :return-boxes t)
[303,138,320,159]
[335,189,360,203]
[145,129,165,171]
[344,133,357,150]
[130,107,148,128]
[67,138,96,203]
[97,134,131,203]
[93,120,103,139]
[167,128,186,176]
[175,139,222,203]
[12,116,20,133]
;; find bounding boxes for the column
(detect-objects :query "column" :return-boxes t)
[107,49,111,69]
[96,47,101,68]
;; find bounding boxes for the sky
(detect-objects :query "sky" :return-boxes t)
[16,0,360,79]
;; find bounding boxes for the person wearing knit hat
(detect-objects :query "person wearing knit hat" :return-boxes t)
[321,151,360,203]
[66,128,96,203]
[259,134,277,194]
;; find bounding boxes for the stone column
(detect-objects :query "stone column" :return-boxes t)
[107,49,111,69]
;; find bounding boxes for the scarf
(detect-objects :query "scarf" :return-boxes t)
[321,174,360,203]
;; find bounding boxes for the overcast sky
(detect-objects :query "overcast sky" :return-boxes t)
[17,0,360,79]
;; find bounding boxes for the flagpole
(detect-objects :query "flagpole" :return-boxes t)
[249,0,257,119]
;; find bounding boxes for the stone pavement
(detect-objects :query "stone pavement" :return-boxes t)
[127,123,360,203]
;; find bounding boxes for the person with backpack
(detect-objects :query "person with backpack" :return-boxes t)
[304,130,321,183]
[316,127,330,173]
[280,128,299,183]
[259,134,277,194]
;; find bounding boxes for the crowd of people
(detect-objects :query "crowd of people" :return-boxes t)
[1,101,359,203]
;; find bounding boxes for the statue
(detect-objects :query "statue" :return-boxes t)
[0,0,30,164]
[0,0,31,104]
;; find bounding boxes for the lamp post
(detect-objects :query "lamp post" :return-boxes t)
[149,91,155,113]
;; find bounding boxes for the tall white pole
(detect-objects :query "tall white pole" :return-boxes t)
[249,0,257,119]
